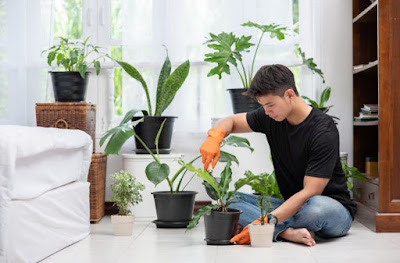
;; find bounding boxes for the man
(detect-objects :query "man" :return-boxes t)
[200,64,356,246]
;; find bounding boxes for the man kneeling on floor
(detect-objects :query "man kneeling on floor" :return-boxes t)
[199,64,356,246]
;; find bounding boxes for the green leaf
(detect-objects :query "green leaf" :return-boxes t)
[120,109,142,125]
[94,61,101,75]
[156,51,172,113]
[297,46,325,83]
[219,151,239,165]
[223,135,254,152]
[302,95,319,108]
[219,161,232,198]
[100,119,142,154]
[154,60,190,116]
[116,60,152,115]
[320,86,331,106]
[186,204,218,230]
[241,21,288,40]
[145,161,170,186]
[47,51,56,66]
[185,164,220,196]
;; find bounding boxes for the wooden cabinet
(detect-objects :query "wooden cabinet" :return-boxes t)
[353,0,400,232]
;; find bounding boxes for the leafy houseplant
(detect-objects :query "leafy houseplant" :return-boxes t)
[184,138,254,245]
[101,119,253,228]
[341,160,367,199]
[204,21,326,114]
[109,48,190,153]
[110,170,145,236]
[42,37,108,102]
[236,171,279,247]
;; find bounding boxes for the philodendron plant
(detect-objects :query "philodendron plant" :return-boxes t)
[204,21,324,89]
[113,47,190,117]
[101,118,254,192]
[185,156,256,230]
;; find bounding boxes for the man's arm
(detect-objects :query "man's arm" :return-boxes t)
[270,176,329,223]
[214,113,253,136]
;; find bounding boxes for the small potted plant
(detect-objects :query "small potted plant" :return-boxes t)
[101,119,253,228]
[108,47,190,154]
[185,152,255,245]
[204,22,324,113]
[42,37,108,102]
[110,170,145,236]
[236,171,282,247]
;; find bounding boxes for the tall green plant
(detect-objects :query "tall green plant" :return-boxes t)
[100,117,253,192]
[42,37,107,78]
[112,47,190,116]
[301,86,340,122]
[341,160,367,198]
[110,170,145,216]
[204,22,288,89]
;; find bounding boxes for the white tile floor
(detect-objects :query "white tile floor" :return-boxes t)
[42,216,400,263]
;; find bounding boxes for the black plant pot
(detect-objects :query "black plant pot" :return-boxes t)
[228,88,261,114]
[204,208,242,245]
[152,191,197,228]
[50,72,89,102]
[132,116,176,154]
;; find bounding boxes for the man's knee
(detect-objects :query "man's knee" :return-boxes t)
[303,196,344,219]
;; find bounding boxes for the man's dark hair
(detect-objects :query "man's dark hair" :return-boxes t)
[246,64,299,97]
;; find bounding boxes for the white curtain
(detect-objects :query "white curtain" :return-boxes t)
[119,0,300,132]
[0,0,54,125]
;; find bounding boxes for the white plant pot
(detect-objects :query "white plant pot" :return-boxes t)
[249,223,275,247]
[111,215,134,236]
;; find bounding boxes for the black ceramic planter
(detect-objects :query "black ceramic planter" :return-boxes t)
[204,208,242,245]
[50,71,89,102]
[132,116,176,154]
[228,88,261,114]
[152,191,197,228]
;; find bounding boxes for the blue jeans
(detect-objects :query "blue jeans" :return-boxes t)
[227,192,353,242]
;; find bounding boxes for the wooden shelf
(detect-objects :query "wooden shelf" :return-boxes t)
[353,1,377,23]
[353,60,378,74]
[354,120,378,126]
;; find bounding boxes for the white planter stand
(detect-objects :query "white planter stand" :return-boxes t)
[249,224,275,247]
[122,153,183,219]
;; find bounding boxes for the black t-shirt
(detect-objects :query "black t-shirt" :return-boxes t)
[246,107,357,219]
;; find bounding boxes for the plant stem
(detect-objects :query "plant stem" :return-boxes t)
[250,32,265,84]
[166,177,173,192]
[235,66,247,89]
[175,169,188,192]
[239,61,248,89]
[132,132,160,163]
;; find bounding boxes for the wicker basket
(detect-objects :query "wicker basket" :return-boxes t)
[88,153,107,223]
[35,102,96,152]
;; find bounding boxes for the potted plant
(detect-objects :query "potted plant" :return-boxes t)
[42,37,108,102]
[110,170,145,236]
[204,22,325,113]
[185,150,255,245]
[236,171,283,247]
[109,47,190,154]
[101,119,253,228]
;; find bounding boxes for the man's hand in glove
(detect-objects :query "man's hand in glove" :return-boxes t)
[230,217,268,245]
[200,127,225,170]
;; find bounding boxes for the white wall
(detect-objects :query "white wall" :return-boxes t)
[103,0,354,201]
[319,0,353,165]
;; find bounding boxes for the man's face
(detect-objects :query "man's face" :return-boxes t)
[256,91,293,122]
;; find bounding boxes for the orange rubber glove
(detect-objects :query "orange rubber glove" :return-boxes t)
[200,127,225,170]
[230,217,268,245]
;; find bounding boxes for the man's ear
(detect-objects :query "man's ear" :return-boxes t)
[285,89,296,99]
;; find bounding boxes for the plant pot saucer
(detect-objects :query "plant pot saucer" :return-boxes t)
[153,220,189,228]
[204,238,233,245]
[134,148,172,154]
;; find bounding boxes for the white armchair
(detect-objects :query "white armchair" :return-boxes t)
[0,125,92,263]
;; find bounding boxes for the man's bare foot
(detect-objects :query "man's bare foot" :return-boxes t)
[279,228,316,246]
